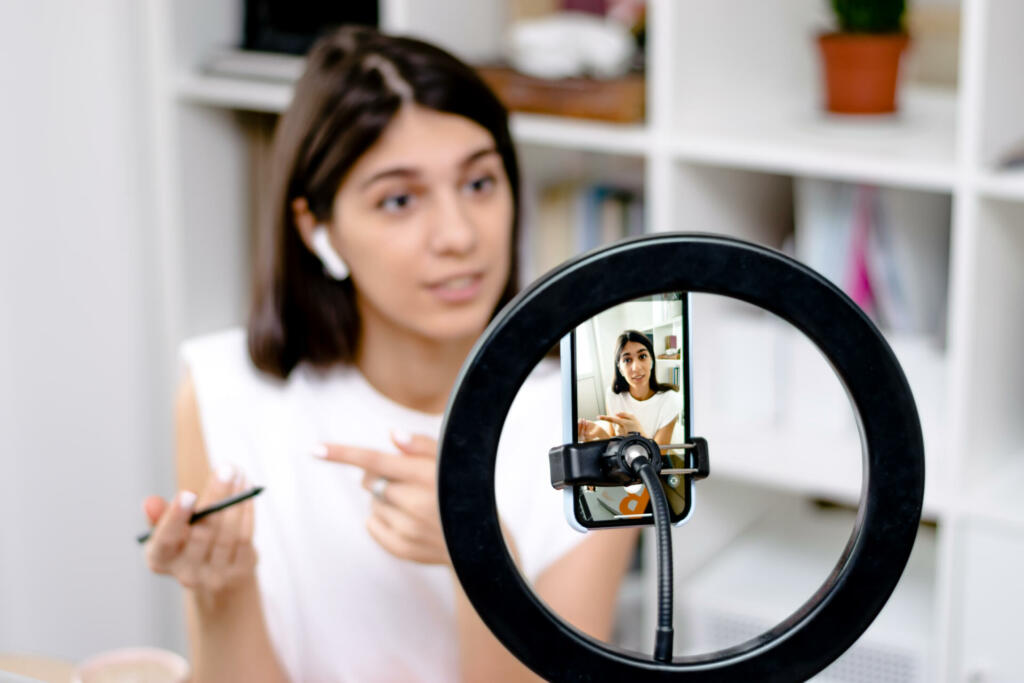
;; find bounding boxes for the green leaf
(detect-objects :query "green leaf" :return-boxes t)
[830,0,907,33]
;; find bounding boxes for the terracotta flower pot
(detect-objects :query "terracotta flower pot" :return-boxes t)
[818,32,910,114]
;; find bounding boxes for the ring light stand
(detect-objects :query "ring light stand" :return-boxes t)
[438,234,925,681]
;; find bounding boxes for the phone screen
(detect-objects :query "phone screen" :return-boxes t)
[566,292,692,529]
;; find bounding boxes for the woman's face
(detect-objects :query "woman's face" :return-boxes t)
[328,104,513,344]
[617,340,653,395]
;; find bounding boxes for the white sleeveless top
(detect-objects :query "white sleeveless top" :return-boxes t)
[181,329,583,683]
[604,387,682,438]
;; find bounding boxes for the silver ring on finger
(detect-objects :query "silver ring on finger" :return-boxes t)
[370,476,389,502]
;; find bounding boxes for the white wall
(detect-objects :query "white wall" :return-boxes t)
[0,0,178,660]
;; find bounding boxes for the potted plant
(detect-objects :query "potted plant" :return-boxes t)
[818,0,910,114]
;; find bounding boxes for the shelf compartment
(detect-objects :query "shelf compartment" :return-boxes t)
[665,164,793,246]
[517,146,645,282]
[956,199,1024,485]
[691,302,949,519]
[675,497,936,681]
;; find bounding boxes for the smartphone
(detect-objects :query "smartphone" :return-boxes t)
[560,292,694,530]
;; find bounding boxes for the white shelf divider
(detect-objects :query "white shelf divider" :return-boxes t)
[976,168,1024,202]
[510,114,649,155]
[669,87,959,192]
[177,71,292,113]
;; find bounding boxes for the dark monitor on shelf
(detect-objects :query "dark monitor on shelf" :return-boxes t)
[243,0,379,55]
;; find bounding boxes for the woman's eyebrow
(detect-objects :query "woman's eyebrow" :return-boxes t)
[461,147,498,167]
[360,167,417,190]
[359,148,497,190]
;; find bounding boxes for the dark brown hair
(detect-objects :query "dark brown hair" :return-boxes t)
[248,26,521,378]
[611,330,675,395]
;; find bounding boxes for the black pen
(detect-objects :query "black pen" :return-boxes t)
[136,486,264,544]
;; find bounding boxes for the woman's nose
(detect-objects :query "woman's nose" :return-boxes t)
[428,190,477,255]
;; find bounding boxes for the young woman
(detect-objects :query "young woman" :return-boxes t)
[140,27,636,682]
[578,330,681,445]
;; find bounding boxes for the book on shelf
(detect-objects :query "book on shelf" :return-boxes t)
[793,178,949,339]
[527,181,643,281]
[531,181,577,278]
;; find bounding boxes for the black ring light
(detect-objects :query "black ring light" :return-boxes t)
[439,233,925,681]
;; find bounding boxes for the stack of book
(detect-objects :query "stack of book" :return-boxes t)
[526,182,644,281]
[793,178,950,338]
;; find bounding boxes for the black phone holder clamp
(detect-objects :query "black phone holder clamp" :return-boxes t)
[549,434,710,489]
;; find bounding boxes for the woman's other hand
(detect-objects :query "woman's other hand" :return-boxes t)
[577,418,611,442]
[597,411,646,437]
[142,465,257,603]
[315,433,448,565]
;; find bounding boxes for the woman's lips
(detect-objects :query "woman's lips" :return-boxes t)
[426,273,483,303]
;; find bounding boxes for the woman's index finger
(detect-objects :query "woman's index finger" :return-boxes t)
[390,432,438,458]
[319,444,428,483]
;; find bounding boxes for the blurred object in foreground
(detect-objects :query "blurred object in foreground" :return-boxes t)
[71,648,189,683]
[0,654,75,683]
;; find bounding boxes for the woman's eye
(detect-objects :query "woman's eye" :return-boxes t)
[378,193,414,213]
[464,174,496,195]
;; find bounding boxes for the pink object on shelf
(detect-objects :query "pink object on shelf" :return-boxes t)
[845,185,877,316]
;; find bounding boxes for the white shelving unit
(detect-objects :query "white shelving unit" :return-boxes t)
[146,0,1024,679]
[640,313,683,388]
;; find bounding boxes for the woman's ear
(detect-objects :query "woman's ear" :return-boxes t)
[291,197,318,252]
[292,196,350,280]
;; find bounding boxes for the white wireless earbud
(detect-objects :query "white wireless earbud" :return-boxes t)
[310,225,350,280]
